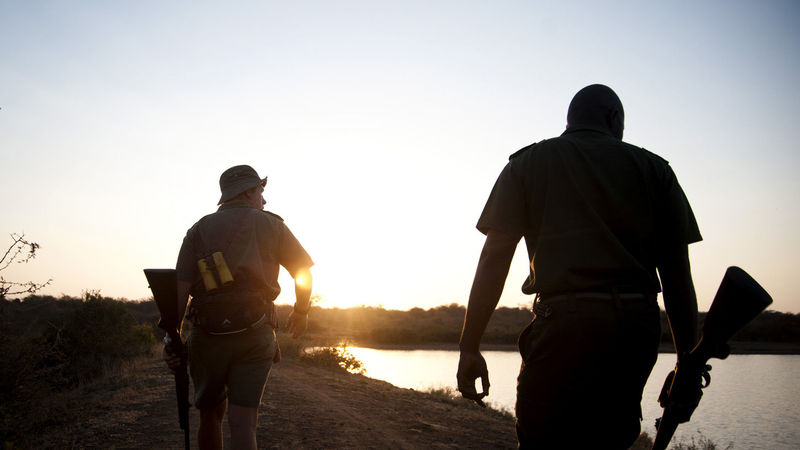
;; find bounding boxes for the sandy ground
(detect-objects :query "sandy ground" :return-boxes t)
[28,356,517,449]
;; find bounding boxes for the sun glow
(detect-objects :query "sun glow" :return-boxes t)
[1,2,795,315]
[294,269,311,288]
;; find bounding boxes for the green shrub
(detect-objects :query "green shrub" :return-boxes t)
[299,345,365,374]
[0,292,155,400]
[0,293,155,447]
[41,292,155,387]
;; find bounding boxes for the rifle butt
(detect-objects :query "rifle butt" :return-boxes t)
[143,268,180,333]
[701,266,772,348]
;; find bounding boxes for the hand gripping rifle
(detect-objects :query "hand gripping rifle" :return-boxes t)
[652,266,772,450]
[144,269,191,450]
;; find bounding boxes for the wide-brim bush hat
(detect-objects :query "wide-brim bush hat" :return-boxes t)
[218,165,267,205]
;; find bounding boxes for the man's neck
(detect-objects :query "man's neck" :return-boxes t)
[219,199,256,210]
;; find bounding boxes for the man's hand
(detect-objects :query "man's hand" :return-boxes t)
[664,371,704,423]
[286,311,308,338]
[162,345,182,373]
[661,355,708,423]
[457,351,490,407]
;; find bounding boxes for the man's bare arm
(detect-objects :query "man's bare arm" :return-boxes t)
[457,230,520,403]
[293,267,312,313]
[459,230,520,352]
[287,267,312,338]
[658,245,699,355]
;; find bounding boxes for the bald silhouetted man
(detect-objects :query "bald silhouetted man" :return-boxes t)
[458,85,701,448]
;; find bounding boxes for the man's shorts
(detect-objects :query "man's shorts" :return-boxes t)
[188,323,277,410]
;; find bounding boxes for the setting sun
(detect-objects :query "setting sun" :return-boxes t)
[294,270,311,288]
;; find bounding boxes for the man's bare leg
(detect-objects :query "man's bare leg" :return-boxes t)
[199,399,227,450]
[228,404,258,450]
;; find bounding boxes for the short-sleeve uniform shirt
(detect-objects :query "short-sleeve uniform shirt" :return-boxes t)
[176,200,313,300]
[478,126,701,294]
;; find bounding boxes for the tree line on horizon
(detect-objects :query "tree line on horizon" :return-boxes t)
[3,294,799,350]
[303,302,800,349]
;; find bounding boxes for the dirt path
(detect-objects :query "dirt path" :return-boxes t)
[30,356,516,449]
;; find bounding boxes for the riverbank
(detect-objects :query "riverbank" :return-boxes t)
[12,351,738,449]
[20,355,518,448]
[347,340,800,354]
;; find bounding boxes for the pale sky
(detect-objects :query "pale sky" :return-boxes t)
[1,1,798,313]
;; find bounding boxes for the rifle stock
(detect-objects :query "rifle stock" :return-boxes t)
[144,268,191,450]
[652,266,772,450]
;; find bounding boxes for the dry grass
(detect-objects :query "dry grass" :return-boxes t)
[629,431,732,450]
[421,385,515,420]
[668,432,734,450]
[2,349,156,449]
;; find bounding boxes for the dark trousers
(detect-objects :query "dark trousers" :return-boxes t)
[515,292,660,449]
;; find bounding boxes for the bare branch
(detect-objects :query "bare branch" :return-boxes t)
[0,232,52,299]
[0,233,40,271]
[0,233,25,270]
[0,278,53,297]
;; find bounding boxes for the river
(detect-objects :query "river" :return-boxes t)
[346,348,800,449]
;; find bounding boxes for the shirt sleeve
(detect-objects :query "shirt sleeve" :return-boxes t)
[278,223,314,277]
[477,161,528,236]
[657,164,702,246]
[175,229,197,283]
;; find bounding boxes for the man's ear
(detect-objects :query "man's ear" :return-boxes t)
[607,109,624,139]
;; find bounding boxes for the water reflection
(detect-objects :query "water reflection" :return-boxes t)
[347,348,518,413]
[348,348,800,449]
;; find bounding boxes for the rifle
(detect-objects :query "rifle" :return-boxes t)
[652,266,772,450]
[144,268,191,450]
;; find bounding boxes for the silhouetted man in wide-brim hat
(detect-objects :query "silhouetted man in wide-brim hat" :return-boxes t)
[165,164,314,449]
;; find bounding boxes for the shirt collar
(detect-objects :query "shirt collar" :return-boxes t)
[217,199,254,211]
[561,124,618,139]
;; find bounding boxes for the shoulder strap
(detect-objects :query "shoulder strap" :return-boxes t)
[195,210,252,260]
[509,141,539,160]
[262,210,284,221]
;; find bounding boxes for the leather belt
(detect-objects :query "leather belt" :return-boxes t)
[533,290,655,318]
[541,291,655,302]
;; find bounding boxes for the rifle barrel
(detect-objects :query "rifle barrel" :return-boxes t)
[652,415,679,450]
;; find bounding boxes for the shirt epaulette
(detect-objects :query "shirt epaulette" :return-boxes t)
[637,146,670,165]
[509,142,538,160]
[262,210,284,221]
